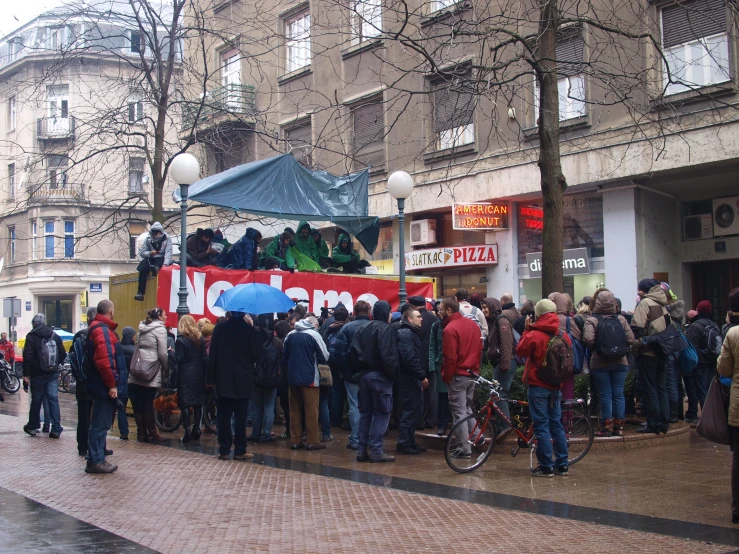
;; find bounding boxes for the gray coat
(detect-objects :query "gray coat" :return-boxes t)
[128,320,168,388]
[139,233,173,266]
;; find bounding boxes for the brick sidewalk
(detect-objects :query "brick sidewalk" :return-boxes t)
[0,415,729,553]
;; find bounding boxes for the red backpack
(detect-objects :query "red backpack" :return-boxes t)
[538,331,574,386]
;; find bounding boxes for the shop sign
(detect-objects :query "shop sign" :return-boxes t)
[452,203,509,230]
[370,259,394,275]
[90,283,103,293]
[526,248,590,278]
[405,244,498,271]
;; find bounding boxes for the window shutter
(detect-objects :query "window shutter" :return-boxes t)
[433,76,475,133]
[556,32,584,77]
[286,123,312,167]
[352,101,385,169]
[662,0,726,48]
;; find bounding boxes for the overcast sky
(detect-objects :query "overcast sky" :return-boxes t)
[1,0,65,37]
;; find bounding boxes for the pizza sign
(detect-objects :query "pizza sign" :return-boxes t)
[405,244,498,271]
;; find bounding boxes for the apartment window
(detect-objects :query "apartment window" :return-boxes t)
[31,221,37,261]
[7,38,22,63]
[661,0,729,95]
[44,221,54,259]
[286,11,311,72]
[46,27,68,50]
[533,29,587,121]
[64,221,74,258]
[128,157,145,194]
[352,0,382,45]
[352,100,385,170]
[8,164,15,198]
[433,74,475,150]
[221,51,241,109]
[128,92,144,122]
[8,96,16,131]
[285,122,313,168]
[129,30,142,53]
[129,235,137,259]
[8,227,15,264]
[47,155,69,189]
[429,0,457,12]
[47,85,70,135]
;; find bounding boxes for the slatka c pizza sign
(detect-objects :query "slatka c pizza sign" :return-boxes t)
[452,202,510,230]
[405,244,499,271]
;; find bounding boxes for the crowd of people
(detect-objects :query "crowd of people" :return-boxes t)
[134,222,369,301]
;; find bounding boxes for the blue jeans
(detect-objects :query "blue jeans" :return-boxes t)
[88,397,114,464]
[683,372,699,420]
[590,365,628,423]
[527,386,568,469]
[493,365,516,431]
[249,387,277,440]
[331,377,346,425]
[116,395,129,437]
[694,362,715,410]
[319,386,331,438]
[345,381,359,448]
[27,373,62,434]
[666,355,679,405]
[357,371,393,456]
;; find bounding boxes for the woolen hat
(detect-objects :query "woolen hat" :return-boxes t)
[31,313,46,328]
[534,299,556,319]
[696,300,712,314]
[638,278,660,294]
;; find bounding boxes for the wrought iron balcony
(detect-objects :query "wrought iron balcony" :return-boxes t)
[37,116,76,141]
[181,84,256,130]
[27,183,86,203]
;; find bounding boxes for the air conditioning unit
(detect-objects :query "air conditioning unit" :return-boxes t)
[713,196,739,237]
[682,214,713,241]
[410,219,436,246]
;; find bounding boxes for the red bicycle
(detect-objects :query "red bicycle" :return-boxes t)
[444,372,595,473]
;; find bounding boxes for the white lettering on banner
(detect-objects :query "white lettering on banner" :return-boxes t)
[405,244,498,271]
[207,280,233,317]
[358,293,379,306]
[169,270,206,315]
[313,290,353,311]
[284,287,309,306]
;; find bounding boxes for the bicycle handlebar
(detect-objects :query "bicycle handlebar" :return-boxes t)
[466,369,500,389]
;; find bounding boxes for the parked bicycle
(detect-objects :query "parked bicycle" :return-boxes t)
[445,371,594,473]
[0,358,20,394]
[58,363,76,394]
[153,389,217,434]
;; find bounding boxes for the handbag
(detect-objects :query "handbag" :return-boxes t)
[318,364,333,387]
[696,374,731,445]
[129,346,161,382]
[678,332,698,375]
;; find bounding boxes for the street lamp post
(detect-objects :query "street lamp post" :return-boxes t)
[170,153,200,320]
[387,171,415,306]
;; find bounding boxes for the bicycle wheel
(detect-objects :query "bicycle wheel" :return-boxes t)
[203,394,217,433]
[153,392,182,432]
[444,409,496,473]
[562,406,594,465]
[61,371,76,393]
[2,372,20,393]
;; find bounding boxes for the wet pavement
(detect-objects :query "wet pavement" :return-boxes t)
[0,389,737,552]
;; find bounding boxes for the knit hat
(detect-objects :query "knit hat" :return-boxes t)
[534,299,556,319]
[696,300,712,314]
[31,313,46,328]
[638,278,660,294]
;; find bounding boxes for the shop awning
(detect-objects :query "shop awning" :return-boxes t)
[185,154,380,253]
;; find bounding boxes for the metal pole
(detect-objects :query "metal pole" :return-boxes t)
[397,197,407,305]
[176,183,190,319]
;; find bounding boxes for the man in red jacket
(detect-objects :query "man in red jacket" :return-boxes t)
[0,332,15,367]
[440,297,483,459]
[515,299,570,478]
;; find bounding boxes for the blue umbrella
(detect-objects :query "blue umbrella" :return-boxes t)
[52,328,75,340]
[214,283,296,315]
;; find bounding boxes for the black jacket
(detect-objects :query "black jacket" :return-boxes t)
[417,308,436,374]
[687,314,720,363]
[333,315,371,381]
[349,301,399,381]
[397,320,425,389]
[207,317,264,399]
[22,325,66,377]
[724,315,739,337]
[176,336,208,406]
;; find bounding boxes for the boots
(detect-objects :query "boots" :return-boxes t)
[669,402,679,423]
[134,414,148,443]
[612,418,624,437]
[144,413,166,443]
[597,419,613,437]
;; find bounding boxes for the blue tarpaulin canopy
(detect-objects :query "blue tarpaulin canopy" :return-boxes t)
[186,154,381,254]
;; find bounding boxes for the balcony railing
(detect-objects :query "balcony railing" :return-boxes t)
[181,84,256,130]
[37,116,76,141]
[27,183,85,203]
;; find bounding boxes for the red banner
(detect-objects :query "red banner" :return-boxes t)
[156,266,435,327]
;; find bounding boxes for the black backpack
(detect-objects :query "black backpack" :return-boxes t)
[700,322,723,360]
[254,338,280,388]
[68,328,94,383]
[593,314,629,360]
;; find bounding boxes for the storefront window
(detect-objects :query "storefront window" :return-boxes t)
[440,272,487,298]
[522,273,607,304]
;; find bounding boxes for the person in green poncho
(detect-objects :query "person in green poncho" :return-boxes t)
[262,232,296,271]
[332,234,366,274]
[294,221,319,263]
[311,229,333,269]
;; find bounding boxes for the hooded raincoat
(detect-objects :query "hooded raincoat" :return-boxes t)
[294,221,319,263]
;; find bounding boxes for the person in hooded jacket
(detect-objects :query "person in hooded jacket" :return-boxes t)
[294,221,319,263]
[226,228,262,270]
[349,300,400,463]
[332,234,362,274]
[186,228,216,267]
[396,309,429,454]
[663,286,687,423]
[582,289,635,437]
[482,297,516,440]
[515,299,571,477]
[22,313,66,438]
[116,326,136,440]
[262,232,296,271]
[407,296,437,429]
[129,308,169,443]
[176,315,208,444]
[631,279,671,434]
[311,229,333,269]
[429,302,449,436]
[135,222,173,301]
[548,292,581,402]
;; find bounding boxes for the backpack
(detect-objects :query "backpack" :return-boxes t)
[566,316,585,375]
[593,314,629,360]
[679,332,698,374]
[539,331,574,386]
[463,305,484,335]
[68,329,94,383]
[254,338,280,388]
[39,335,59,373]
[700,322,723,360]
